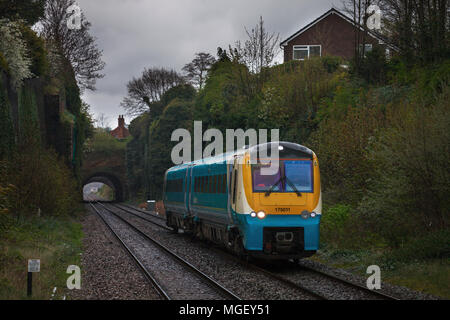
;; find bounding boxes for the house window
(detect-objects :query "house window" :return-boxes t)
[293,46,309,60]
[293,45,322,60]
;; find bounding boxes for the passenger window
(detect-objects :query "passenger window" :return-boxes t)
[208,176,213,194]
[203,176,207,193]
[210,176,214,194]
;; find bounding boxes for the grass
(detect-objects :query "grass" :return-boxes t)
[0,215,83,300]
[311,245,450,299]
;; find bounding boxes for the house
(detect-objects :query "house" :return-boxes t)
[110,115,130,140]
[281,8,386,62]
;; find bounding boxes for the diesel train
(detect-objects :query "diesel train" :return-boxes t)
[163,142,322,260]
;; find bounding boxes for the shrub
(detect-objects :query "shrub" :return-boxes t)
[357,46,389,85]
[388,230,450,263]
[308,84,386,205]
[85,129,129,157]
[3,147,82,219]
[321,204,352,245]
[0,19,32,88]
[358,84,450,246]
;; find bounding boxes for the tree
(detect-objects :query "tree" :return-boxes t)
[182,52,216,90]
[121,67,185,116]
[40,0,105,91]
[229,16,280,74]
[377,0,449,64]
[0,0,47,25]
[341,0,378,71]
[95,113,110,129]
[0,19,33,88]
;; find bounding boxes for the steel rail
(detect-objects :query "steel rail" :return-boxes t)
[98,202,241,300]
[88,200,171,300]
[104,202,398,300]
[205,246,328,300]
[108,203,173,231]
[294,262,400,300]
[120,203,166,221]
[105,203,327,299]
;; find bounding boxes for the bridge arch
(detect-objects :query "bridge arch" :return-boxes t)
[83,172,125,202]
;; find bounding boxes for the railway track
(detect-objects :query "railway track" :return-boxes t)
[293,262,400,300]
[88,201,169,300]
[100,202,401,300]
[207,245,399,300]
[99,202,325,300]
[89,200,240,300]
[109,203,172,231]
[119,203,166,221]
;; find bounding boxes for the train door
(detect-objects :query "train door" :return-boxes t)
[184,169,190,215]
[230,156,239,214]
[186,165,194,216]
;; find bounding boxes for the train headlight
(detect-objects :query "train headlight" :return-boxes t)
[257,211,267,220]
[250,212,257,218]
[311,212,317,218]
[301,210,310,219]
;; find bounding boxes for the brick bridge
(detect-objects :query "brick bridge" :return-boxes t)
[81,150,129,202]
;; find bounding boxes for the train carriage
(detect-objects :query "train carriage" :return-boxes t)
[163,142,322,260]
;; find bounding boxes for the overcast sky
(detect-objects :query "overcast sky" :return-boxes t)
[77,0,338,129]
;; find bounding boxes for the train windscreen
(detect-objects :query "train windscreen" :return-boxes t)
[284,160,313,193]
[252,160,313,193]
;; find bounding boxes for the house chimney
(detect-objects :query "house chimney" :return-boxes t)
[118,115,125,128]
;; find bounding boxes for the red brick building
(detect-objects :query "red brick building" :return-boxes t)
[110,115,130,140]
[281,8,386,62]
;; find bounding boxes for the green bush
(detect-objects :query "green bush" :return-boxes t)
[357,46,389,85]
[322,204,351,231]
[86,129,129,156]
[358,84,450,247]
[388,230,450,263]
[3,147,82,219]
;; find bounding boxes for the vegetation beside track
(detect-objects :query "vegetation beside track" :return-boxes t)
[0,215,83,300]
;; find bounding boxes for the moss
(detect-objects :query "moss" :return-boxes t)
[61,110,76,126]
[0,74,15,159]
[0,53,9,73]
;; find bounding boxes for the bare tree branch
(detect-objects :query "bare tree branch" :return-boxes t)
[40,0,105,92]
[229,16,280,74]
[121,67,185,117]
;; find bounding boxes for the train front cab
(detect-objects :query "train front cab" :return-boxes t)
[231,143,322,260]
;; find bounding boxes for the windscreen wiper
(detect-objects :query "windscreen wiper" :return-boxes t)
[265,175,302,197]
[265,177,283,197]
[285,176,302,197]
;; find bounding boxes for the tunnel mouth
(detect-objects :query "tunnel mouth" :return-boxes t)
[82,172,124,202]
[83,182,115,202]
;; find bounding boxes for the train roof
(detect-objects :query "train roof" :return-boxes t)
[166,142,314,174]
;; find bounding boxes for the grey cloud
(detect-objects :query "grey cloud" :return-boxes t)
[78,0,337,128]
